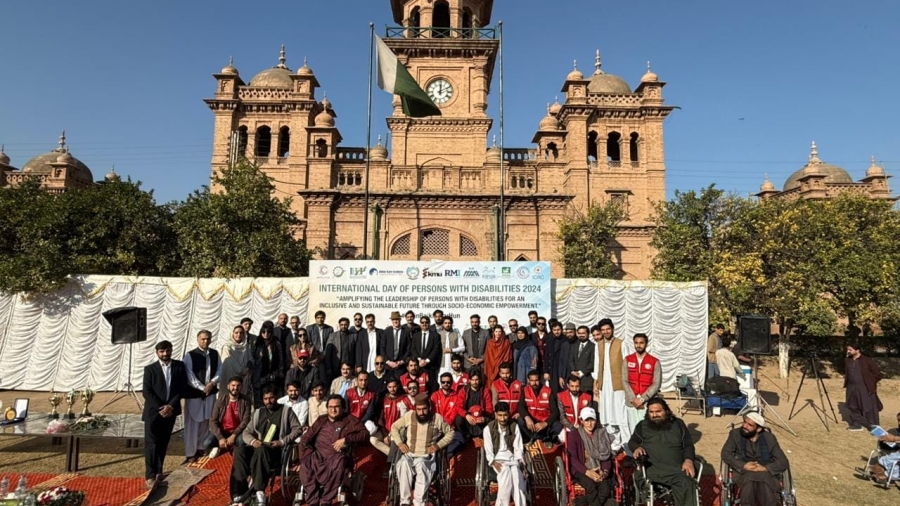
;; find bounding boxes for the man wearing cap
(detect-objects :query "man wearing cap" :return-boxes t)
[241,317,257,343]
[380,311,411,378]
[483,401,527,506]
[391,394,455,506]
[565,407,616,506]
[629,398,698,506]
[721,412,789,506]
[284,348,319,399]
[623,333,662,433]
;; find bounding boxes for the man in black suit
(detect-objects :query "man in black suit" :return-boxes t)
[379,311,410,378]
[409,315,442,392]
[355,313,382,374]
[142,340,187,489]
[324,317,356,382]
[570,325,595,396]
[305,310,333,354]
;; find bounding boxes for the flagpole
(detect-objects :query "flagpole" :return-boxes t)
[363,22,375,259]
[497,21,506,261]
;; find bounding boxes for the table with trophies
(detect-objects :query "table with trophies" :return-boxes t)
[0,388,182,472]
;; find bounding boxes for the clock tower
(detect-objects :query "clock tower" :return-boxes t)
[384,0,498,167]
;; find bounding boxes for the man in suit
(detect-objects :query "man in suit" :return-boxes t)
[142,340,187,489]
[274,313,294,374]
[409,315,441,392]
[379,311,410,378]
[462,314,489,372]
[324,317,356,382]
[305,310,333,354]
[355,313,381,374]
[570,325,595,396]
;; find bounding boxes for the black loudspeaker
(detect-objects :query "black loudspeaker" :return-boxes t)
[103,307,147,345]
[738,314,771,354]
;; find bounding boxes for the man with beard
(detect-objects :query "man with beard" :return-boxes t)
[355,313,381,375]
[844,343,883,430]
[557,375,593,436]
[410,315,442,392]
[142,340,187,489]
[350,313,364,334]
[518,369,561,447]
[346,371,377,426]
[629,398,698,506]
[329,362,354,398]
[391,395,455,506]
[721,412,789,506]
[284,349,319,399]
[277,382,309,435]
[231,386,303,505]
[380,311,411,378]
[570,325,595,400]
[869,411,900,484]
[449,354,469,391]
[306,383,328,426]
[506,319,519,344]
[438,316,464,376]
[530,317,552,382]
[447,370,493,457]
[487,315,499,333]
[183,330,221,463]
[483,402,527,506]
[370,379,411,456]
[462,314,489,372]
[274,313,294,374]
[325,318,356,382]
[208,376,251,459]
[491,362,523,420]
[554,323,577,394]
[594,319,630,448]
[400,358,429,394]
[565,407,616,506]
[623,333,662,433]
[546,322,566,394]
[305,311,332,354]
[300,395,368,506]
[430,373,461,429]
[525,311,539,335]
[404,310,421,339]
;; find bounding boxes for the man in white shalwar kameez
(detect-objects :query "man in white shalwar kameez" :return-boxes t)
[483,402,527,506]
[183,330,221,462]
[438,317,465,376]
[594,319,630,450]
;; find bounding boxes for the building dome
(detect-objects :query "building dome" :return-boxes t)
[760,174,775,192]
[486,136,501,162]
[105,166,120,182]
[249,45,293,88]
[565,60,584,81]
[221,56,239,76]
[783,142,853,191]
[22,131,93,183]
[539,104,559,130]
[314,99,335,127]
[641,61,659,83]
[297,57,314,75]
[548,97,562,115]
[0,145,9,166]
[369,136,388,161]
[587,49,632,94]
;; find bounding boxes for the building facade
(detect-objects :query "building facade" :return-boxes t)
[205,0,675,278]
[0,132,107,193]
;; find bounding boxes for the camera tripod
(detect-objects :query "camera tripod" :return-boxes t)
[97,342,144,412]
[788,355,837,431]
[727,355,797,436]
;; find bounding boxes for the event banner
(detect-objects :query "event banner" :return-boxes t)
[309,260,552,330]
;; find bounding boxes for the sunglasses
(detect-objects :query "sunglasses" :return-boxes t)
[375,361,385,365]
[440,381,452,385]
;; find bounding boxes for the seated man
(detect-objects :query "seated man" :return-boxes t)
[277,381,309,437]
[231,386,303,505]
[299,395,368,506]
[284,349,319,399]
[628,398,698,506]
[346,371,377,426]
[518,369,562,446]
[391,394,455,506]
[207,375,251,459]
[447,369,493,457]
[565,407,616,506]
[371,378,412,456]
[721,412,789,506]
[491,362,523,421]
[869,410,900,484]
[306,382,328,427]
[448,353,469,392]
[483,402,527,506]
[557,374,593,441]
[399,358,429,394]
[329,362,354,398]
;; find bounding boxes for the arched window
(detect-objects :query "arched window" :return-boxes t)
[462,8,473,38]
[237,126,248,156]
[546,142,559,160]
[515,254,530,261]
[433,1,450,38]
[420,229,449,255]
[629,132,639,163]
[409,7,421,38]
[391,234,411,256]
[587,131,598,161]
[278,126,290,157]
[315,138,328,158]
[255,126,271,157]
[460,235,478,256]
[606,132,621,162]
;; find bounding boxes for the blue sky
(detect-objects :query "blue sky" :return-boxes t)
[1,0,897,204]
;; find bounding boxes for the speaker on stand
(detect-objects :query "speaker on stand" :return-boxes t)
[97,307,147,412]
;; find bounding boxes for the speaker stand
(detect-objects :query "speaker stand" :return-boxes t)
[97,343,144,413]
[726,355,796,436]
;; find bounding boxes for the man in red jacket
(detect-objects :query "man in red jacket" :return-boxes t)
[447,370,493,457]
[431,373,461,426]
[557,374,593,443]
[623,333,661,433]
[491,362,523,420]
[845,343,883,431]
[399,358,429,394]
[518,369,561,447]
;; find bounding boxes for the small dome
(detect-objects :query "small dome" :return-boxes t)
[56,150,73,164]
[760,174,775,192]
[21,132,93,183]
[314,102,335,127]
[566,60,584,81]
[105,167,120,182]
[641,61,659,83]
[297,57,314,75]
[783,142,853,191]
[249,45,293,88]
[486,136,501,162]
[369,136,388,161]
[866,156,885,178]
[0,145,9,165]
[548,97,562,115]
[539,104,559,131]
[221,56,239,75]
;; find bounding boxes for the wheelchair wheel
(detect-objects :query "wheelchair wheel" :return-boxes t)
[553,456,568,506]
[475,448,487,506]
[719,461,733,506]
[441,453,452,506]
[780,467,796,506]
[386,462,400,506]
[280,445,298,502]
[524,452,536,506]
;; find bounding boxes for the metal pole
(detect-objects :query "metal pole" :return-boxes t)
[363,22,375,259]
[497,21,505,261]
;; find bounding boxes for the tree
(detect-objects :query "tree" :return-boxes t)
[557,200,626,279]
[172,161,312,278]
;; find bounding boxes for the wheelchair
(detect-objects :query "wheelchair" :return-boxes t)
[475,443,536,506]
[294,445,365,506]
[385,446,451,506]
[229,441,299,506]
[719,460,796,506]
[553,432,634,506]
[859,441,900,490]
[632,455,703,506]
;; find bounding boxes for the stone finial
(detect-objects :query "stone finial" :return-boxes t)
[546,103,551,114]
[277,44,287,69]
[376,135,382,146]
[809,141,820,163]
[1,144,4,155]
[58,130,67,152]
[304,56,308,66]
[647,61,652,72]
[593,49,603,75]
[492,135,497,148]
[871,155,876,166]
[229,55,234,67]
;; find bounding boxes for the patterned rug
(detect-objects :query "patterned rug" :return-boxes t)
[1,472,146,506]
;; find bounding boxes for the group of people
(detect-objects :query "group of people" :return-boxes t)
[141,310,805,506]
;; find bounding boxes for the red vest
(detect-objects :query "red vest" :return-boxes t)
[492,379,523,410]
[625,353,659,396]
[400,372,429,393]
[346,388,374,419]
[522,385,553,422]
[451,372,469,392]
[558,391,592,426]
[381,395,407,431]
[430,390,459,424]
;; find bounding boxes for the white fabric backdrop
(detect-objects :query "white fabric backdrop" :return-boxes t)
[0,276,705,392]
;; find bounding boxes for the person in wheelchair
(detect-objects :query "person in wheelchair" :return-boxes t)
[628,398,698,506]
[564,406,616,506]
[869,410,900,484]
[483,402,527,506]
[231,386,303,506]
[390,394,455,506]
[299,394,368,506]
[721,412,789,506]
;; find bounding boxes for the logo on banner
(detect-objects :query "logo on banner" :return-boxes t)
[423,268,442,278]
[463,268,480,278]
[483,267,496,280]
[444,269,460,277]
[532,266,544,279]
[318,265,329,276]
[517,267,529,279]
[350,267,366,278]
[406,267,420,280]
[333,267,345,278]
[369,268,379,276]
[501,267,512,278]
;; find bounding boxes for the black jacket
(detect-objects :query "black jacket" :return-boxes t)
[142,360,187,422]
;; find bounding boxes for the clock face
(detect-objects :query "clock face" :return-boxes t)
[426,79,454,106]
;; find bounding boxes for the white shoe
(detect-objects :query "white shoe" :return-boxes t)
[208,447,220,459]
[255,491,266,505]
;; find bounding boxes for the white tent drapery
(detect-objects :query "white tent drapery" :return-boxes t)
[0,276,706,393]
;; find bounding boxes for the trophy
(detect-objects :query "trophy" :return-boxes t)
[80,387,95,418]
[64,390,77,420]
[48,392,61,419]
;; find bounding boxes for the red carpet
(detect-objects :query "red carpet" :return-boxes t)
[0,472,145,506]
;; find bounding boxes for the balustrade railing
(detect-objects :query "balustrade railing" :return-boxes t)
[385,26,497,40]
